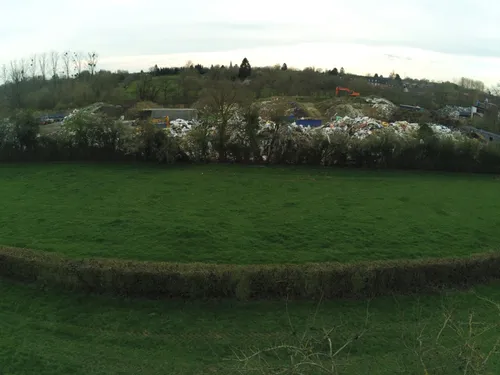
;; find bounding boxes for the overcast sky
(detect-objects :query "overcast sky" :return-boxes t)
[1,0,500,85]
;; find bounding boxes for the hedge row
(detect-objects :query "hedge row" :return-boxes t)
[3,110,500,173]
[1,247,500,300]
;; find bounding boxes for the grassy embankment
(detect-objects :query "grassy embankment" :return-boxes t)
[1,164,500,374]
[1,280,499,375]
[0,163,498,263]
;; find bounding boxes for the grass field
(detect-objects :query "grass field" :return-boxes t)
[0,163,499,263]
[1,280,499,375]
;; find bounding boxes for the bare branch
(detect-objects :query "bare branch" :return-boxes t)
[38,52,47,80]
[18,59,28,81]
[29,54,37,79]
[87,52,98,75]
[1,64,7,84]
[9,60,22,83]
[50,51,60,79]
[72,51,84,76]
[62,51,71,78]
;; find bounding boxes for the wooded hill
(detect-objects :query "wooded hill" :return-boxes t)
[1,54,498,122]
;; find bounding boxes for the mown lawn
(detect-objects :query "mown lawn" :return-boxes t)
[0,163,498,263]
[1,280,499,375]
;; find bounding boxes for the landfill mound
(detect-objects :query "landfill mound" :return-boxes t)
[327,104,363,118]
[322,116,456,139]
[258,98,315,119]
[65,102,125,121]
[438,105,471,120]
[364,97,398,120]
[323,96,397,121]
[166,115,464,142]
[56,98,495,144]
[257,95,398,122]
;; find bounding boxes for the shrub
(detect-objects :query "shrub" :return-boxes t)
[180,122,213,162]
[322,131,350,166]
[1,247,500,300]
[127,120,181,163]
[0,119,18,149]
[1,110,500,173]
[60,110,127,151]
[10,110,39,151]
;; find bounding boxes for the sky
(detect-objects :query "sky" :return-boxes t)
[1,0,500,86]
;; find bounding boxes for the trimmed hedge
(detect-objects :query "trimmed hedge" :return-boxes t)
[3,110,500,173]
[1,247,500,300]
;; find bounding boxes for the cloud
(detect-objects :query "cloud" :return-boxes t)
[1,0,499,84]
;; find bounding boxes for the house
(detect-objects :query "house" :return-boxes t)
[367,77,391,87]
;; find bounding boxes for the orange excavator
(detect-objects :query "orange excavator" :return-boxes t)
[336,86,360,97]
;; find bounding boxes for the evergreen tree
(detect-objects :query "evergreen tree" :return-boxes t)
[238,58,252,80]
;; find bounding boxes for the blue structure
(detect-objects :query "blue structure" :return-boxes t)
[39,113,66,124]
[281,115,322,127]
[296,119,322,127]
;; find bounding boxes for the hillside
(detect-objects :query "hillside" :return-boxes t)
[1,61,499,132]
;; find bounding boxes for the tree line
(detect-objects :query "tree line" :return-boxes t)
[0,53,496,117]
[1,51,99,83]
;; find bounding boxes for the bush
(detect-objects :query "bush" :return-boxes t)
[60,111,126,150]
[1,110,500,173]
[1,247,500,300]
[11,110,39,151]
[126,120,181,163]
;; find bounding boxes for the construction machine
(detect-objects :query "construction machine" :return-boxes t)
[336,86,360,97]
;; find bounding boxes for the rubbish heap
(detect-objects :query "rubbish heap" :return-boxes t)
[63,102,125,123]
[364,97,397,119]
[328,104,364,118]
[437,105,471,120]
[161,115,466,142]
[169,119,194,137]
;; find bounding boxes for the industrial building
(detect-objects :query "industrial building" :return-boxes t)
[138,108,198,122]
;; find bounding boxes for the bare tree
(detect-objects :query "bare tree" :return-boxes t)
[1,64,7,84]
[18,59,28,81]
[491,83,500,97]
[8,60,23,108]
[87,52,98,75]
[29,54,37,79]
[459,77,485,92]
[50,51,60,79]
[197,80,252,161]
[73,51,84,76]
[9,61,22,84]
[38,52,47,80]
[62,51,71,78]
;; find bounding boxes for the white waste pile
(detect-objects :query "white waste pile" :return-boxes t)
[163,115,467,143]
[364,97,397,119]
[437,105,471,120]
[324,116,460,139]
[169,119,195,137]
[327,104,363,118]
[63,102,124,123]
[273,117,459,140]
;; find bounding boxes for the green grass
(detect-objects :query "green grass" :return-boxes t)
[1,279,499,375]
[0,163,499,263]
